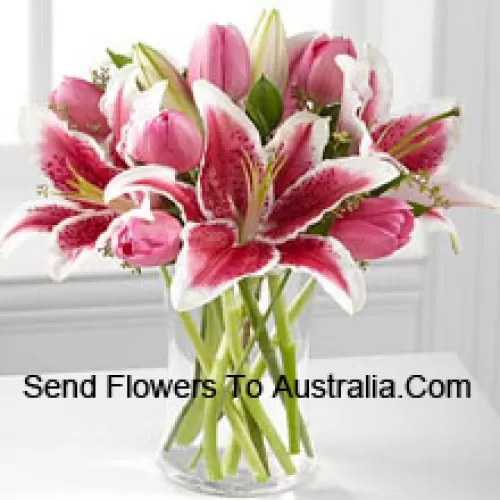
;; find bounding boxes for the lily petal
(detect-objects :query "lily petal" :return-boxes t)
[371,99,460,175]
[420,209,461,254]
[104,166,203,222]
[0,200,82,257]
[49,210,115,281]
[19,107,120,199]
[171,221,279,311]
[192,80,266,220]
[390,176,500,212]
[100,65,140,137]
[360,44,393,129]
[261,156,399,243]
[278,235,366,315]
[336,54,373,153]
[99,64,140,162]
[266,111,330,198]
[436,179,500,211]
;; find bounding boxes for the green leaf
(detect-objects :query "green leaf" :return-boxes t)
[246,76,283,141]
[106,49,132,69]
[323,132,351,160]
[175,396,206,446]
[307,212,334,236]
[409,201,432,217]
[320,103,341,132]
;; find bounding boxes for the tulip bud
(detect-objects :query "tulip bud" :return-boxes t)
[123,109,203,172]
[132,43,199,124]
[49,77,111,141]
[292,35,357,106]
[330,198,414,260]
[249,9,288,93]
[111,210,182,267]
[188,24,250,101]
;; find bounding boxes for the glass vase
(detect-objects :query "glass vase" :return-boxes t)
[157,268,317,497]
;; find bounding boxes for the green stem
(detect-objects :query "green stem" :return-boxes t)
[222,436,241,477]
[160,266,268,482]
[203,337,229,481]
[268,274,299,455]
[188,445,203,471]
[240,278,315,458]
[222,288,294,476]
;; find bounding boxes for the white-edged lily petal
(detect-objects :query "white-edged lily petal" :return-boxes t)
[192,80,266,220]
[171,221,279,311]
[261,156,400,243]
[266,111,330,197]
[48,210,115,281]
[104,165,203,222]
[278,235,366,315]
[0,199,83,257]
[420,209,461,254]
[99,64,140,134]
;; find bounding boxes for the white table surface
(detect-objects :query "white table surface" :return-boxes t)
[1,353,500,500]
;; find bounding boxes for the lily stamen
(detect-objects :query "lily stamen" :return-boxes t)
[238,149,287,244]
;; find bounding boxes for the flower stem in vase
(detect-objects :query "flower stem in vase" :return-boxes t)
[222,288,296,476]
[268,274,300,455]
[239,278,315,458]
[160,266,270,482]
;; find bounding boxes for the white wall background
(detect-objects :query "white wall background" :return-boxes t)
[0,0,499,412]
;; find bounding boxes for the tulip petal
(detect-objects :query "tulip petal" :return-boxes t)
[104,166,203,222]
[49,210,116,281]
[0,200,82,257]
[261,156,399,243]
[171,221,279,311]
[371,99,460,175]
[192,80,266,220]
[20,107,121,201]
[267,111,330,198]
[331,220,399,261]
[278,235,366,315]
[49,77,111,141]
[121,83,203,172]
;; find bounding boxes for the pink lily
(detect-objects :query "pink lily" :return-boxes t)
[0,108,143,280]
[105,81,399,313]
[336,44,500,216]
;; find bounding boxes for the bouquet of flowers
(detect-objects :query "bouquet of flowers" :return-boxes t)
[1,8,498,496]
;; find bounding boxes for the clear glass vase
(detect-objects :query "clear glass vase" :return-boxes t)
[157,269,317,497]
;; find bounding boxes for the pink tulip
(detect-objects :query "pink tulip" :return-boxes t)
[111,210,182,267]
[124,109,203,172]
[188,24,250,101]
[291,35,357,106]
[49,77,111,141]
[330,198,414,261]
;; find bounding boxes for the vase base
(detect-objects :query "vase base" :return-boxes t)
[157,447,317,497]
